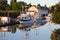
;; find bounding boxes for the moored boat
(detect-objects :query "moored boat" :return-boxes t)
[17,14,34,24]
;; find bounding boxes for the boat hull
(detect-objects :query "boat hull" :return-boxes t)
[18,20,34,28]
[19,20,34,24]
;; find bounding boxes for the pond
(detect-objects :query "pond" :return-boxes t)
[0,22,60,40]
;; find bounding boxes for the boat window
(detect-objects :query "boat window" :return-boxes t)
[22,17,23,19]
[25,17,26,19]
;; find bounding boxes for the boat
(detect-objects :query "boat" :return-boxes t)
[17,14,34,24]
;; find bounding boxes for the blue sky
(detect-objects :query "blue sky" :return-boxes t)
[8,0,60,7]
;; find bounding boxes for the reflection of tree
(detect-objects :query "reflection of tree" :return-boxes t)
[50,29,60,40]
[11,25,17,33]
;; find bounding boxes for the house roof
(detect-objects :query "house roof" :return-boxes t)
[40,6,48,10]
[28,6,39,12]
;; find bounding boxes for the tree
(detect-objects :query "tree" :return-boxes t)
[50,6,55,13]
[6,1,27,11]
[5,1,27,18]
[52,2,60,24]
[11,1,27,12]
[0,0,7,11]
[6,5,12,11]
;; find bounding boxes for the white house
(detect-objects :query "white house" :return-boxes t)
[26,6,40,20]
[0,17,11,24]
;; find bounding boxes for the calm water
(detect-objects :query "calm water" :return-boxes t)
[0,22,60,40]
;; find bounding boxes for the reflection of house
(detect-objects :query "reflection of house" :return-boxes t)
[0,26,16,33]
[0,26,12,32]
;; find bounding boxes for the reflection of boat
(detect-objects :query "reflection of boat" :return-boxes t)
[17,14,34,24]
[36,19,47,26]
[18,27,31,32]
[18,23,33,28]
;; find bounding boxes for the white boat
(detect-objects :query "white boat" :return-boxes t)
[17,14,34,24]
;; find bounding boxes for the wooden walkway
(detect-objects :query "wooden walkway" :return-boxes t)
[0,21,20,27]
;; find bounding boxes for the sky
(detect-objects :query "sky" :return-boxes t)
[7,0,60,7]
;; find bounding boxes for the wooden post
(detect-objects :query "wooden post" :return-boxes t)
[7,12,9,17]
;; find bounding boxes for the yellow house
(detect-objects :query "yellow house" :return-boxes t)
[26,6,40,20]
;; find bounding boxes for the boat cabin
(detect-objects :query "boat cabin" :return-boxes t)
[17,14,31,21]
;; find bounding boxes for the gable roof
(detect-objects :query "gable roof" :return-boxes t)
[28,6,39,12]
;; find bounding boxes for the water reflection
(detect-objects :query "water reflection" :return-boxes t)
[0,22,42,40]
[18,27,30,40]
[1,22,60,40]
[0,26,10,32]
[0,25,17,40]
[18,22,41,40]
[0,22,42,33]
[0,26,17,38]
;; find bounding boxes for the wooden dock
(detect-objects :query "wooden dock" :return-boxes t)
[0,21,20,27]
